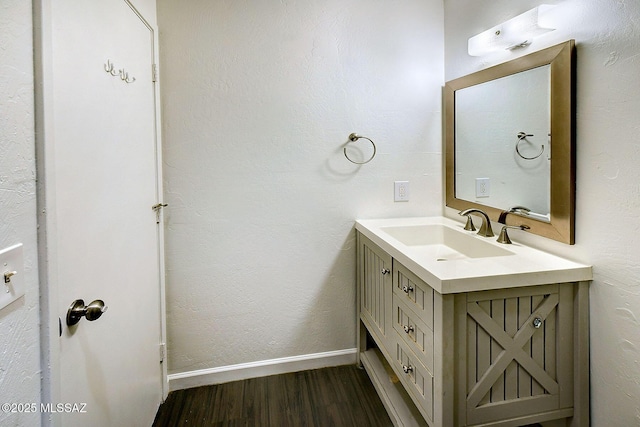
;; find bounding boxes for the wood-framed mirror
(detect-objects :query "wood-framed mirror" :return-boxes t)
[445,40,575,244]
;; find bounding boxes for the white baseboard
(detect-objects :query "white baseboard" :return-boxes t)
[167,348,358,392]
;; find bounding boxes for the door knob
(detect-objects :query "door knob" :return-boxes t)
[66,299,108,326]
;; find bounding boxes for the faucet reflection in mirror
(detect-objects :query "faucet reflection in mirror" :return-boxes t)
[468,5,557,56]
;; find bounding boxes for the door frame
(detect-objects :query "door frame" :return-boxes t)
[33,0,168,423]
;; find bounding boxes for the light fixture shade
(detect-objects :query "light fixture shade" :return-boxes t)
[468,5,556,57]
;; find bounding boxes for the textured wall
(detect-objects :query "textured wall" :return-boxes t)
[0,0,41,425]
[444,0,640,424]
[158,0,444,373]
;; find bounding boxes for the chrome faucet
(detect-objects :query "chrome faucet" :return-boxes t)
[458,209,494,237]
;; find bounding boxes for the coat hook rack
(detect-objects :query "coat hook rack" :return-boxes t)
[104,59,136,84]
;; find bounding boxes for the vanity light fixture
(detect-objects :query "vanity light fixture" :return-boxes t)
[468,5,556,57]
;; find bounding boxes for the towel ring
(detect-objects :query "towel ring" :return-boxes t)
[344,133,377,165]
[516,132,544,160]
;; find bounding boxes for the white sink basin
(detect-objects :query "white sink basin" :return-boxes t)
[355,217,592,294]
[380,224,513,259]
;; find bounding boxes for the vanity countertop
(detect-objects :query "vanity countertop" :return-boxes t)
[355,217,592,294]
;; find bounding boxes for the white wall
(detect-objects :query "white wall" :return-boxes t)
[444,0,640,424]
[157,0,444,374]
[0,0,41,425]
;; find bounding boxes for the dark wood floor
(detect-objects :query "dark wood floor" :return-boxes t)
[153,365,393,427]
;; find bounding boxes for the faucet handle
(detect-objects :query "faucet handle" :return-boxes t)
[462,214,476,231]
[497,225,530,244]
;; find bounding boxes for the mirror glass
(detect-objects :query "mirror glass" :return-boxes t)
[455,64,551,221]
[445,41,575,244]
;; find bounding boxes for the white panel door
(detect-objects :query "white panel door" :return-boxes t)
[50,1,163,425]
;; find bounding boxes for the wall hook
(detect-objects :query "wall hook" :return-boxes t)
[104,59,118,76]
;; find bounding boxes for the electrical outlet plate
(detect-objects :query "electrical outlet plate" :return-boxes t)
[0,243,25,311]
[394,181,410,202]
[475,178,490,198]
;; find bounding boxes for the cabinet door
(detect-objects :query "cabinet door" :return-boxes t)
[358,234,392,344]
[456,284,574,426]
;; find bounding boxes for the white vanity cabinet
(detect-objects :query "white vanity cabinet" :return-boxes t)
[356,226,590,427]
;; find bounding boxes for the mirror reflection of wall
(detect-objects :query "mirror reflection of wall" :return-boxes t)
[454,65,551,217]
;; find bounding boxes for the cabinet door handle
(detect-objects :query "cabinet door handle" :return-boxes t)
[381,268,390,275]
[402,364,413,374]
[402,285,414,293]
[532,317,543,329]
[403,324,414,334]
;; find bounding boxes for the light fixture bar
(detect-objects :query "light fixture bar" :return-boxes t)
[468,5,556,57]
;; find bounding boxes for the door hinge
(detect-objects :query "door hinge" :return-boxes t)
[159,343,166,363]
[152,203,168,224]
[152,63,159,82]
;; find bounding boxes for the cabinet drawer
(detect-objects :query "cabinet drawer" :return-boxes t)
[393,335,434,421]
[393,295,434,373]
[393,261,434,330]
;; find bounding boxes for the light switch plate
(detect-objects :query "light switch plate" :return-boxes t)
[0,243,25,311]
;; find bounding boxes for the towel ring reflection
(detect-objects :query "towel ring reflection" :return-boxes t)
[344,133,377,164]
[516,132,544,160]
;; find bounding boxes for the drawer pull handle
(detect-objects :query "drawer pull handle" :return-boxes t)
[381,268,390,275]
[532,317,543,329]
[402,365,413,374]
[403,325,414,334]
[402,285,414,293]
